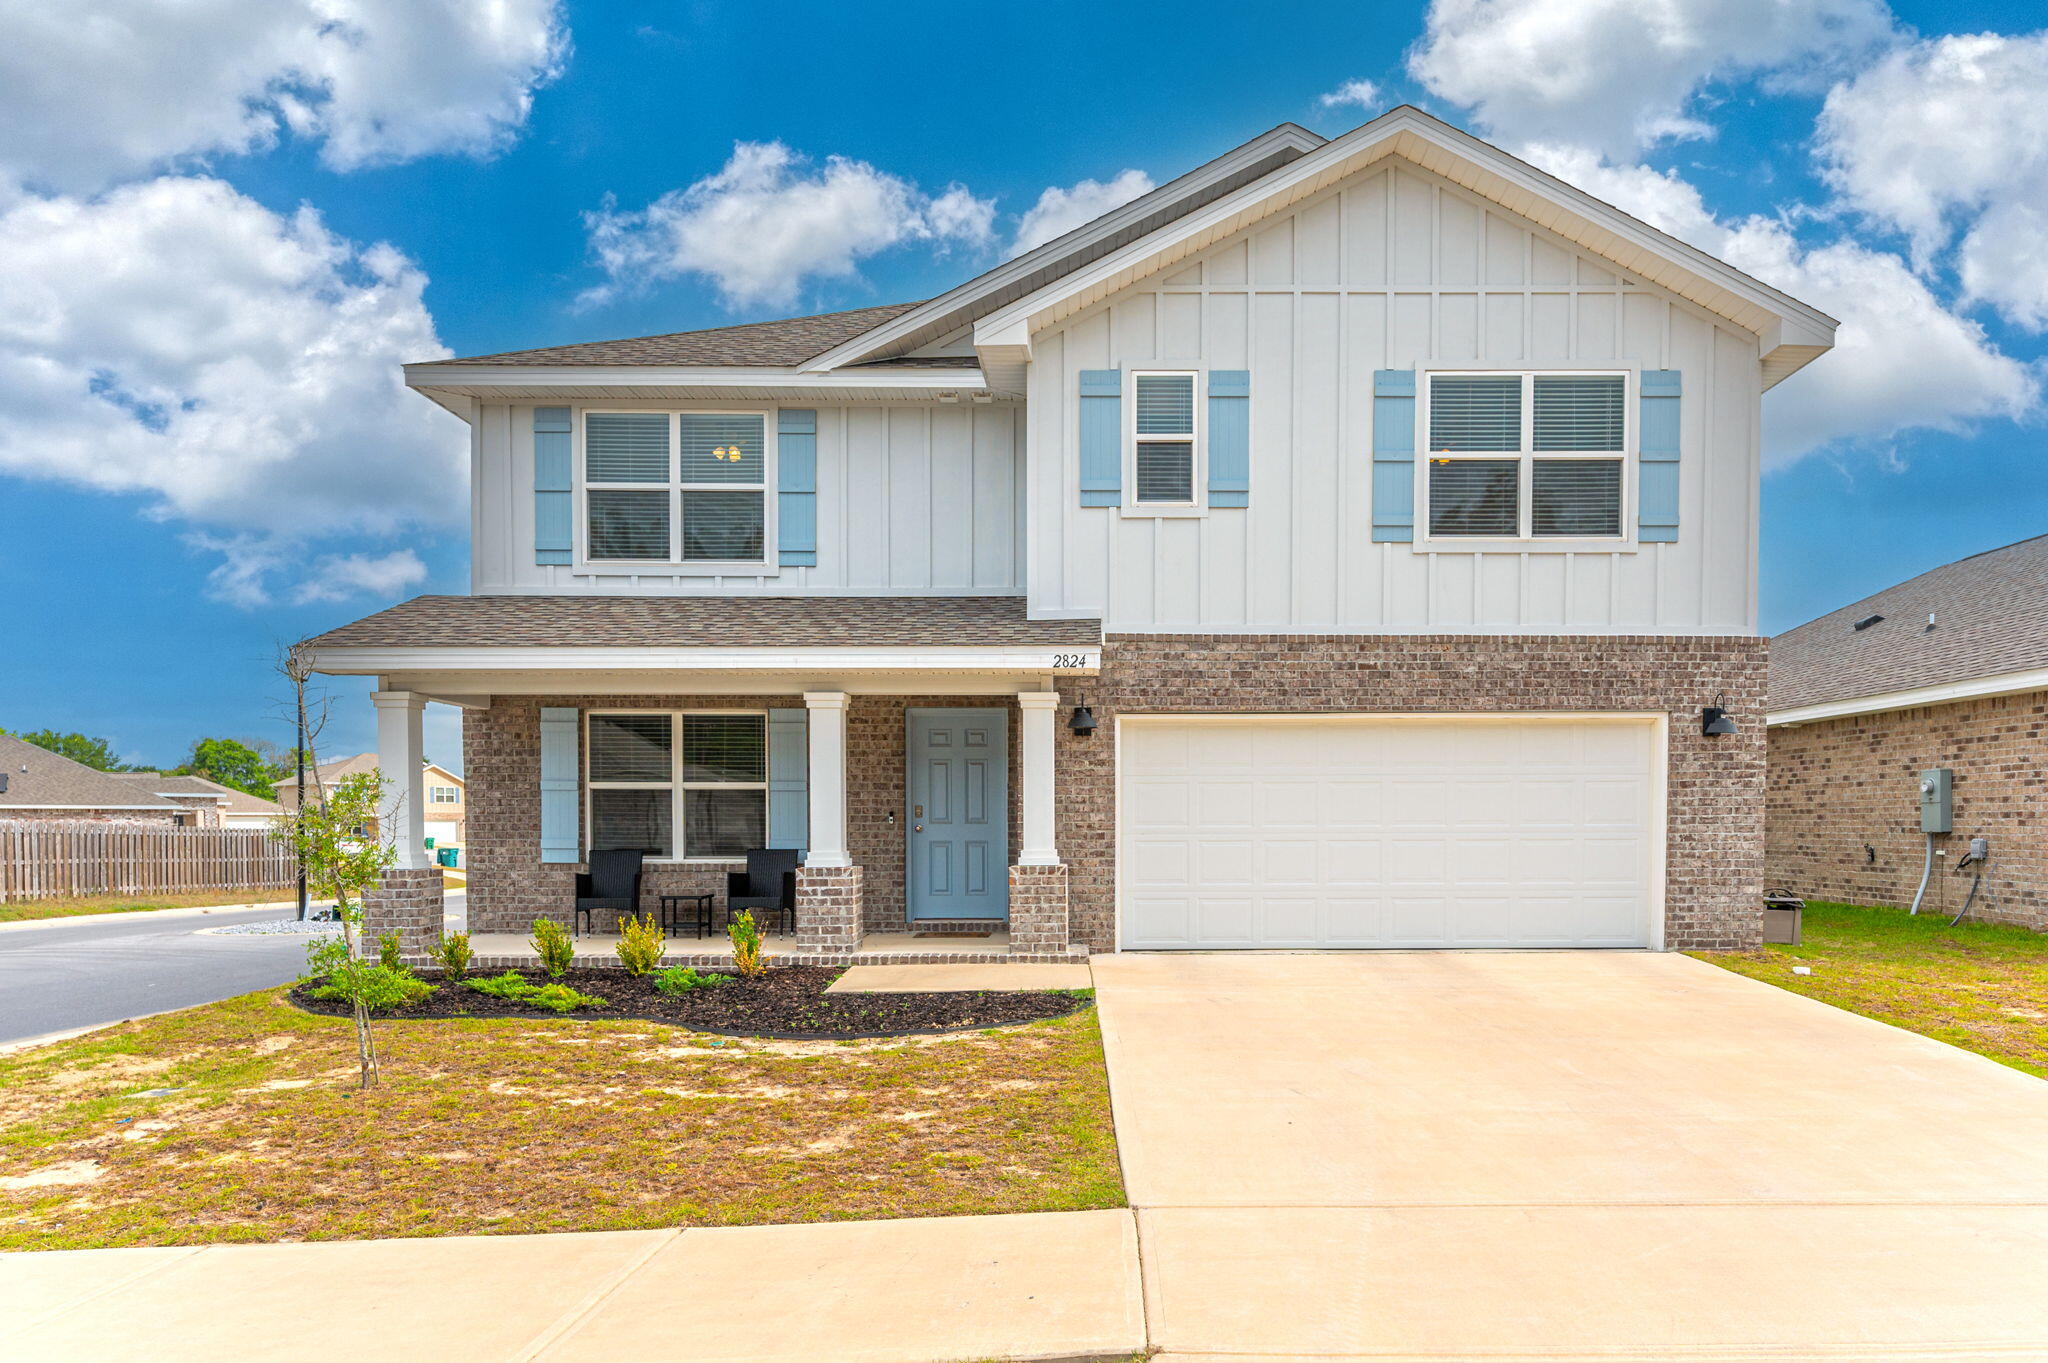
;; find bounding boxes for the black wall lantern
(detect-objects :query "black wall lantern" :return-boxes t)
[1067,705,1097,737]
[1700,695,1736,737]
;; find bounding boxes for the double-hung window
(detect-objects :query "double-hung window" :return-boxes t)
[1423,371,1628,540]
[583,411,769,565]
[429,785,459,805]
[586,712,769,860]
[1130,372,1199,506]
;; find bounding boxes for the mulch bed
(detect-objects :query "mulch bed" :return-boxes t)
[287,965,1090,1039]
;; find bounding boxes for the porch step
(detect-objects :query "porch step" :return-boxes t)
[906,920,1005,938]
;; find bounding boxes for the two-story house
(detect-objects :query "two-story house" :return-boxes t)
[305,107,1836,960]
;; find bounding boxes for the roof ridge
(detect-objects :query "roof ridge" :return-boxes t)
[1776,531,2048,638]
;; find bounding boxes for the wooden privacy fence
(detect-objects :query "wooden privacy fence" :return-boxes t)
[0,821,295,902]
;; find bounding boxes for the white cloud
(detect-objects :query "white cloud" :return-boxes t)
[1318,79,1383,113]
[1530,147,2040,464]
[0,0,566,192]
[292,550,429,604]
[1410,0,1895,158]
[1816,31,2048,328]
[585,142,995,310]
[0,177,462,605]
[1010,170,1155,257]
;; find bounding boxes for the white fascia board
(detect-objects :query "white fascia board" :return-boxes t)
[403,364,986,392]
[973,107,1837,369]
[307,645,1103,675]
[1767,666,2048,727]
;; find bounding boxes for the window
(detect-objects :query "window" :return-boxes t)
[1131,372,1197,505]
[1424,372,1627,540]
[586,712,768,859]
[583,412,769,564]
[429,785,460,804]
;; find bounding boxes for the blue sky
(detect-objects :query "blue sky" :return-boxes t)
[3,0,2046,774]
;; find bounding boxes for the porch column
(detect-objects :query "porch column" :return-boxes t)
[802,691,851,868]
[1017,691,1061,866]
[372,689,428,870]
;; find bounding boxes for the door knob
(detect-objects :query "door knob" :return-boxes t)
[913,824,924,833]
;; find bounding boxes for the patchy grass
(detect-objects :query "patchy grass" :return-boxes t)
[0,888,302,923]
[0,987,1123,1250]
[1695,900,2048,1078]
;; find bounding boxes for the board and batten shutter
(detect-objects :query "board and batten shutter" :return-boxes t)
[539,707,580,863]
[766,708,809,852]
[777,409,818,566]
[1207,369,1250,507]
[534,407,573,565]
[1079,370,1122,506]
[1370,370,1416,542]
[1637,370,1681,543]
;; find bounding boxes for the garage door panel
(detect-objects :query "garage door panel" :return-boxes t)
[1119,718,1657,950]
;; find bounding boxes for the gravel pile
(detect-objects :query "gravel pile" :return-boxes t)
[206,919,342,937]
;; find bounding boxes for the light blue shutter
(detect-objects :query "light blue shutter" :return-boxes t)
[539,707,580,863]
[766,708,808,852]
[1079,370,1122,506]
[1638,370,1681,543]
[777,409,817,566]
[534,408,573,565]
[1207,370,1250,508]
[1370,370,1416,542]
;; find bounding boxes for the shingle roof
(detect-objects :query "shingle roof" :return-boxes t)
[307,596,1102,651]
[116,772,282,815]
[1770,534,2048,712]
[432,303,924,368]
[0,734,179,812]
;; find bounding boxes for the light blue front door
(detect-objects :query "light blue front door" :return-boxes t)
[906,708,1009,920]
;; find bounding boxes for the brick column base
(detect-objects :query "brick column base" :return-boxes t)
[796,865,863,955]
[361,866,444,960]
[1008,864,1070,955]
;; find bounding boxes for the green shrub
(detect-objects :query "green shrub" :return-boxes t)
[463,970,531,1000]
[615,912,665,976]
[377,931,403,968]
[653,964,729,995]
[310,960,434,1012]
[460,970,604,1013]
[727,909,766,977]
[429,931,473,979]
[530,917,574,978]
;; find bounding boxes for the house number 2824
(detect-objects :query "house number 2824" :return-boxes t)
[1052,653,1088,668]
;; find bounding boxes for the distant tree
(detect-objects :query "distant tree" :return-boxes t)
[1,729,137,772]
[178,736,281,797]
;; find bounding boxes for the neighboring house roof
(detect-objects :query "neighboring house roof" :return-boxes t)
[305,595,1104,651]
[434,302,925,368]
[271,755,462,811]
[114,772,284,817]
[0,734,181,813]
[1769,534,2048,720]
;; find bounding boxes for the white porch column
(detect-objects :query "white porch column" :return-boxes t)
[802,691,852,868]
[1017,691,1061,866]
[371,689,428,870]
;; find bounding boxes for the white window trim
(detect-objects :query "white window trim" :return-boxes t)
[1416,369,1635,551]
[584,708,769,864]
[1123,368,1206,518]
[575,407,779,574]
[429,785,460,804]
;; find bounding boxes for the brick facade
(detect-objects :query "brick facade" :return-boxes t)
[794,865,863,951]
[1767,691,2048,929]
[1007,864,1071,953]
[362,866,444,959]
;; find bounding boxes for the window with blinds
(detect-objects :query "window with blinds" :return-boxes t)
[582,411,769,564]
[587,711,769,860]
[1424,372,1628,540]
[1132,372,1197,505]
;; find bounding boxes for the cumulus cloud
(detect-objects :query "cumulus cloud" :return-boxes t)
[0,0,567,192]
[0,177,461,604]
[292,549,430,604]
[1410,0,1895,158]
[1010,170,1155,257]
[1529,147,2039,463]
[1318,79,1384,113]
[585,142,995,310]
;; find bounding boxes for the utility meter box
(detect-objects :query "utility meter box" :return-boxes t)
[1919,768,1953,834]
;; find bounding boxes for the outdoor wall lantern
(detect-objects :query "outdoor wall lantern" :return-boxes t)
[1067,705,1097,738]
[1700,697,1736,737]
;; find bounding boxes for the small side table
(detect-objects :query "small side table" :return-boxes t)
[658,892,718,938]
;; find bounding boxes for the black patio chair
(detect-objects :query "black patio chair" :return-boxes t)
[725,848,799,936]
[573,848,645,936]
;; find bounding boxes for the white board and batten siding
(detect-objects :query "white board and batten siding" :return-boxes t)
[1027,160,1765,635]
[471,402,1025,595]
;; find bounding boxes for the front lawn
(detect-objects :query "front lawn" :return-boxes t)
[1695,900,2048,1078]
[0,987,1123,1251]
[0,887,301,923]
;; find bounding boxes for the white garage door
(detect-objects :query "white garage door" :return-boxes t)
[1118,716,1658,950]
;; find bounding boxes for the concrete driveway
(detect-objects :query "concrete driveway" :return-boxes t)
[1092,950,2048,1360]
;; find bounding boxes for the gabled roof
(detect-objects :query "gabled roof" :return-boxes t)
[115,772,283,816]
[0,734,179,813]
[1769,534,2048,721]
[434,302,923,369]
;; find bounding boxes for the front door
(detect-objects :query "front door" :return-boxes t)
[906,707,1009,920]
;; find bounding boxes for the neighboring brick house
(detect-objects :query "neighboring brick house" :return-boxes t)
[1767,534,2048,930]
[302,106,1836,960]
[0,733,185,825]
[108,772,285,828]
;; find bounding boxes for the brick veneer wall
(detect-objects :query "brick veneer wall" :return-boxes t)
[1767,691,2048,929]
[1051,634,1770,953]
[0,809,184,826]
[1007,864,1070,953]
[362,866,444,958]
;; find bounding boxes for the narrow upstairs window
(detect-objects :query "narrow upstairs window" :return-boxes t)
[1132,372,1197,505]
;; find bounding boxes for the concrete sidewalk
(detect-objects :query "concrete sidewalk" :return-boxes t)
[3,1210,1143,1363]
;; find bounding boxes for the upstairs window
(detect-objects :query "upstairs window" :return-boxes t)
[1131,372,1198,505]
[1424,372,1627,540]
[584,411,769,564]
[429,785,460,804]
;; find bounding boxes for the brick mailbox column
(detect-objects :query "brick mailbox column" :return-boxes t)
[361,866,444,960]
[1008,863,1071,955]
[796,865,863,955]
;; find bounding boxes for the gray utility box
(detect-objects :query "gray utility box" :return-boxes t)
[1920,768,1954,834]
[1763,891,1804,945]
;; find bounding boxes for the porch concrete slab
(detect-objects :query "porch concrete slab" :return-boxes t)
[1139,1204,2048,1359]
[533,1209,1144,1363]
[854,929,1012,954]
[826,961,1092,992]
[4,1229,674,1362]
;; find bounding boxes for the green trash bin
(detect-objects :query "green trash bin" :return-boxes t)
[437,846,459,868]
